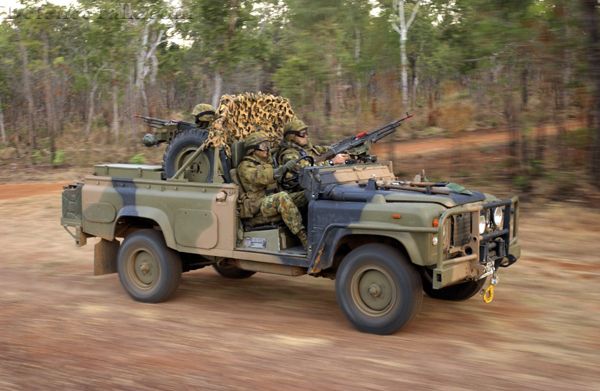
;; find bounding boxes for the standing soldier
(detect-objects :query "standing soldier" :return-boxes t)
[277,117,349,191]
[237,132,309,249]
[191,103,217,129]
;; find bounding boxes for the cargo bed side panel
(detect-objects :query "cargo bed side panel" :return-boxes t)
[81,177,238,252]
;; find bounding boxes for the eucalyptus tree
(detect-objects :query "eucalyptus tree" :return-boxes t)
[581,0,600,185]
[178,0,257,107]
[390,0,421,110]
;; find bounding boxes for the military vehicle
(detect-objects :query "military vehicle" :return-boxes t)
[61,119,520,335]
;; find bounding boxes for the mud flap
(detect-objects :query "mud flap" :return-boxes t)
[94,239,120,275]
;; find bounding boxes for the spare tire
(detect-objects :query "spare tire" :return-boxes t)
[163,129,213,182]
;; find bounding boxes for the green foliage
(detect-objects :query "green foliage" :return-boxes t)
[129,153,147,164]
[31,150,44,165]
[53,150,65,166]
[512,175,531,192]
[560,128,592,149]
[0,0,596,190]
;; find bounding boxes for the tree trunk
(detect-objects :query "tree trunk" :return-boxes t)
[400,29,409,110]
[553,80,567,169]
[521,67,528,110]
[324,83,332,124]
[0,95,6,145]
[135,20,164,117]
[42,34,56,164]
[211,72,223,108]
[111,71,120,143]
[128,65,136,138]
[410,56,418,108]
[392,1,420,111]
[581,0,600,186]
[18,33,36,150]
[354,27,362,117]
[534,84,551,176]
[504,91,521,179]
[85,82,98,138]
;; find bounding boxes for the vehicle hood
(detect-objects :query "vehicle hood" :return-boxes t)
[324,183,486,208]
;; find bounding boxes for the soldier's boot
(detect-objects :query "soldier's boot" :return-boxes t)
[297,229,308,249]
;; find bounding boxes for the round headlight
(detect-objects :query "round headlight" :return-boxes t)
[493,207,504,227]
[479,215,487,234]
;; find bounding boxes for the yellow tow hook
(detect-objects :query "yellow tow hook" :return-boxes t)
[483,285,494,303]
[482,272,498,304]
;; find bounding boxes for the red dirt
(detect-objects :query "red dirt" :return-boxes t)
[0,184,599,390]
[0,182,67,200]
[372,120,583,157]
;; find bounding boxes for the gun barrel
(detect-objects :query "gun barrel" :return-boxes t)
[136,115,172,129]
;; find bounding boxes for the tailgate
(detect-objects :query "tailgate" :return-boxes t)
[61,182,87,246]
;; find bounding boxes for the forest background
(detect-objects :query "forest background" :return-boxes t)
[0,0,599,202]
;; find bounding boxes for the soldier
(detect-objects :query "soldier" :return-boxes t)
[277,117,349,191]
[278,117,349,166]
[191,103,217,129]
[237,131,309,249]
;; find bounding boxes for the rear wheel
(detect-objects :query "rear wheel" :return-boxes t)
[335,244,422,335]
[213,259,256,279]
[117,229,182,303]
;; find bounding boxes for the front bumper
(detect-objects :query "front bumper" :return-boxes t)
[432,196,520,289]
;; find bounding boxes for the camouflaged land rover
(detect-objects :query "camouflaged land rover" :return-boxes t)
[61,136,520,335]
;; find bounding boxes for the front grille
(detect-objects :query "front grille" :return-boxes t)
[451,213,472,246]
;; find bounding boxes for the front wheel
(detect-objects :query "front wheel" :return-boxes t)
[422,270,486,301]
[335,244,422,335]
[118,229,182,303]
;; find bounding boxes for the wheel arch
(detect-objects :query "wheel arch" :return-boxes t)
[114,206,176,248]
[310,228,422,275]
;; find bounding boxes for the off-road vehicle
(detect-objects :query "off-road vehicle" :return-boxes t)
[61,117,519,335]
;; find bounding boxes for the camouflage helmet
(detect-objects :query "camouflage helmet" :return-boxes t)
[192,103,217,123]
[283,117,308,137]
[245,131,270,153]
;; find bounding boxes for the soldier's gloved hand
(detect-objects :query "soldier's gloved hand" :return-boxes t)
[273,159,298,181]
[283,159,298,172]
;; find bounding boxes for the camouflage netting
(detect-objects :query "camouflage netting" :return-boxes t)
[204,92,295,155]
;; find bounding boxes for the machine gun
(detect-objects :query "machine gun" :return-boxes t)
[136,115,198,147]
[314,113,413,164]
[279,113,414,190]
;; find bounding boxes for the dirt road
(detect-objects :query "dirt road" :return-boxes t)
[371,120,583,158]
[0,185,599,390]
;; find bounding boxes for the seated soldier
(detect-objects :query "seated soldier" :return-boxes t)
[237,131,308,249]
[191,103,217,129]
[277,116,349,192]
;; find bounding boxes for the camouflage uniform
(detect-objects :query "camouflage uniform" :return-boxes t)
[237,154,306,237]
[277,118,332,192]
[278,140,330,168]
[277,116,333,169]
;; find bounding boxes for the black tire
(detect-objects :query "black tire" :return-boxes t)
[335,244,423,335]
[117,229,182,303]
[213,259,256,279]
[422,270,486,301]
[163,129,211,182]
